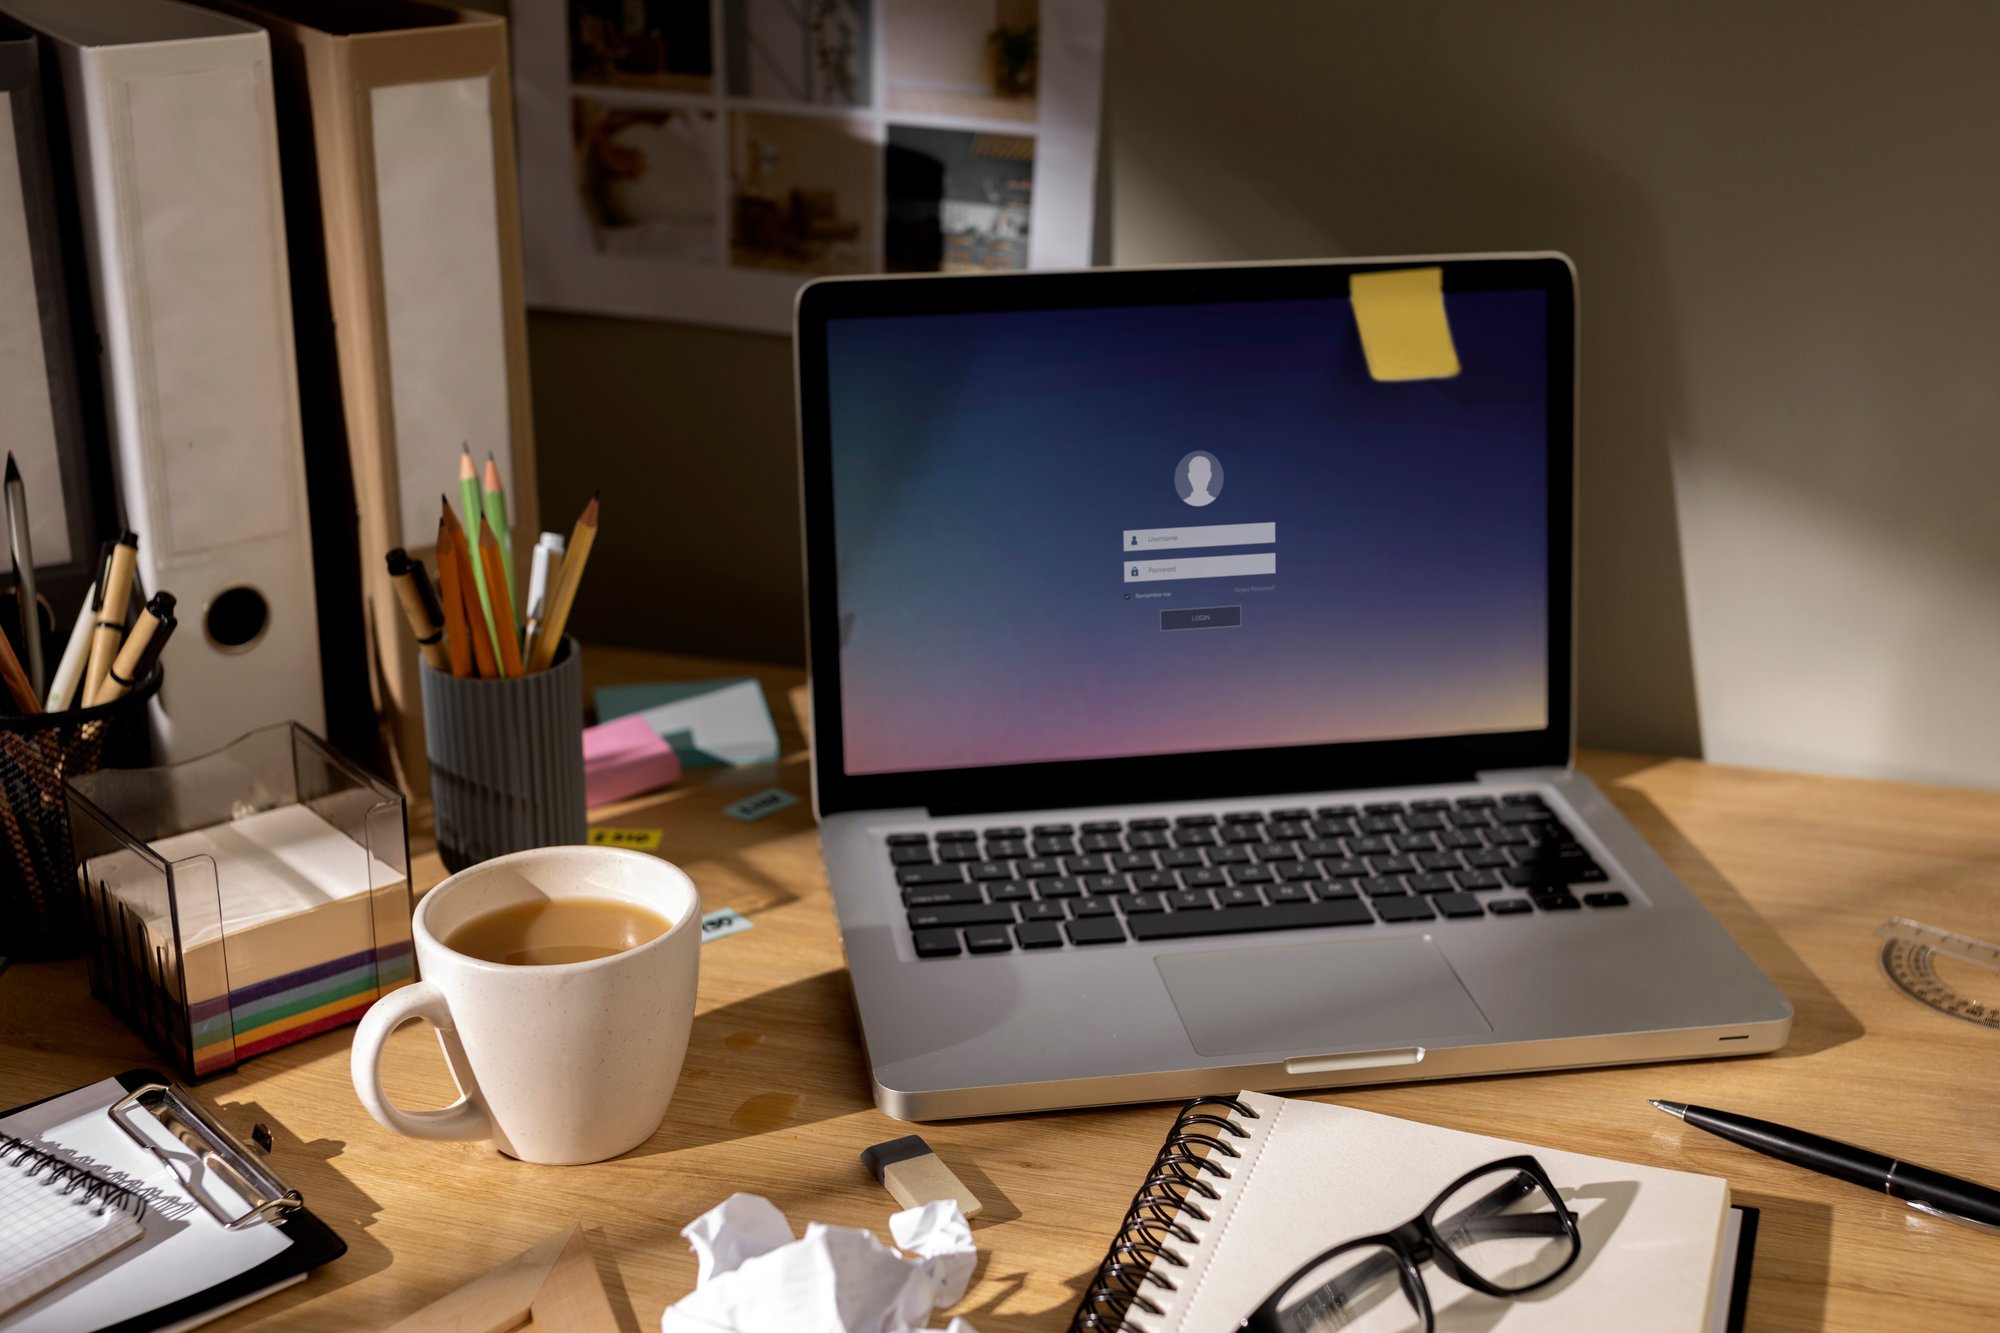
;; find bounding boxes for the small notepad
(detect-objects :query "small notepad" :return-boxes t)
[0,1134,146,1317]
[1079,1091,1739,1332]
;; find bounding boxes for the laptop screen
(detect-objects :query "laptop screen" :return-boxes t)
[822,285,1552,778]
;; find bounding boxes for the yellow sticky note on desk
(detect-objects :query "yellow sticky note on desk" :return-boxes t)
[1350,267,1460,381]
[588,826,662,851]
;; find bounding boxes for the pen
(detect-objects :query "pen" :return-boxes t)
[98,592,175,704]
[44,579,94,710]
[386,548,450,672]
[4,453,42,698]
[82,531,138,708]
[1652,1101,2000,1233]
[522,531,565,666]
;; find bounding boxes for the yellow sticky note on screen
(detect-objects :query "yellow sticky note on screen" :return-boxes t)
[1350,267,1461,382]
[588,826,662,850]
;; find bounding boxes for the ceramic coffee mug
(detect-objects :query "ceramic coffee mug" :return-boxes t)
[351,846,700,1165]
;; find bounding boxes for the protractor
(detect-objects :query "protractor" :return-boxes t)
[1876,917,2000,1032]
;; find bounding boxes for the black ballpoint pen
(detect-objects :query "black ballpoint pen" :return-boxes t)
[1652,1100,2000,1234]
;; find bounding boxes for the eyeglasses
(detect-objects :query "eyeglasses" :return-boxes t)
[1239,1155,1582,1333]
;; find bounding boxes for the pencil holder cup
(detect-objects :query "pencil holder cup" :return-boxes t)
[420,636,587,873]
[0,668,158,960]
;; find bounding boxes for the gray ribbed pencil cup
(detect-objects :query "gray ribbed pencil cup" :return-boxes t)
[419,636,586,873]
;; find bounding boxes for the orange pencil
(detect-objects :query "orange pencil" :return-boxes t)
[443,498,498,680]
[0,619,39,713]
[477,517,524,678]
[435,514,474,678]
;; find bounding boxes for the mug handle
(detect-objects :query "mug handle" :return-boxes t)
[350,981,494,1142]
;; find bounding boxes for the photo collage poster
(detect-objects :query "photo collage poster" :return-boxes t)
[513,0,1108,332]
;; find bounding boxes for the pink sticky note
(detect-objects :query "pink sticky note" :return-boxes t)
[583,714,682,807]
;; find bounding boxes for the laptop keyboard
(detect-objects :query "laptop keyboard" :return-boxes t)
[889,794,1628,957]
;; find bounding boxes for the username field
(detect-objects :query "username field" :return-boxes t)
[1122,521,1276,552]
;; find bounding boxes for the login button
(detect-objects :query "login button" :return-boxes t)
[1161,606,1242,631]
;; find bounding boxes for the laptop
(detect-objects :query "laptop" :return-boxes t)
[793,253,1792,1121]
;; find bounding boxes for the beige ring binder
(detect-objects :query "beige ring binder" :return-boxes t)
[198,0,540,794]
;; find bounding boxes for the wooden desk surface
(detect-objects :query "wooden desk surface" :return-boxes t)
[5,644,1998,1331]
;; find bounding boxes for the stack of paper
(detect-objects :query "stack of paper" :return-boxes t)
[86,804,411,1075]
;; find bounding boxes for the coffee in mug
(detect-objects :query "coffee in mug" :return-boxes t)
[444,897,673,966]
[350,846,700,1165]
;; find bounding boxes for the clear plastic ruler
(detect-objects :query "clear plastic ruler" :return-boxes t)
[1876,917,2000,1032]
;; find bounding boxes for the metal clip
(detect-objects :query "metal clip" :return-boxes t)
[108,1082,302,1230]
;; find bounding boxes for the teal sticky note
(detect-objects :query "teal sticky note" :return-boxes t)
[593,678,779,769]
[700,908,753,943]
[724,787,800,822]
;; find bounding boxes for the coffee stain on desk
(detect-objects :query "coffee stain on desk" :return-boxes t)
[729,1092,800,1134]
[724,1031,762,1051]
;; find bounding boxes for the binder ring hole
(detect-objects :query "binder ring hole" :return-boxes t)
[205,586,269,654]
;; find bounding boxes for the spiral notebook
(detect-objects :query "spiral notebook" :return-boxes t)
[1073,1091,1757,1333]
[0,1135,147,1317]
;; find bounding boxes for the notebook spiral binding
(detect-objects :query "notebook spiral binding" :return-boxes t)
[1069,1095,1261,1333]
[1,1131,147,1222]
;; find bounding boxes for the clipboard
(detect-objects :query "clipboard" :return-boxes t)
[0,1068,344,1332]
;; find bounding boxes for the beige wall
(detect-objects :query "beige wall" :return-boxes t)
[523,0,2000,787]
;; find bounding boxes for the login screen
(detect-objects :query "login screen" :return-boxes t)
[826,292,1550,776]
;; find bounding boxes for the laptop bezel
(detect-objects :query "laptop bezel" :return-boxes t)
[795,254,1576,817]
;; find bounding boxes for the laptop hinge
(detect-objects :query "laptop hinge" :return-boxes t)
[922,768,1489,819]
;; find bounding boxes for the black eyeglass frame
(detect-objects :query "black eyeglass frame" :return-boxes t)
[1239,1154,1582,1333]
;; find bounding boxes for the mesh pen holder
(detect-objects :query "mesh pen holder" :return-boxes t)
[420,636,587,873]
[0,668,158,960]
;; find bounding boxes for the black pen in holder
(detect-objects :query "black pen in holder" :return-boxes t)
[0,668,158,959]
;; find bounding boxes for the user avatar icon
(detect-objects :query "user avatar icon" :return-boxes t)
[1175,450,1225,507]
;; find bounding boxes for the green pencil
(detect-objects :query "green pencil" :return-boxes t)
[481,452,517,616]
[458,445,496,643]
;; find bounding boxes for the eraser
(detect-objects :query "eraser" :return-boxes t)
[860,1134,982,1218]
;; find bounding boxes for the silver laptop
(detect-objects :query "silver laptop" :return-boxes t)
[794,253,1791,1121]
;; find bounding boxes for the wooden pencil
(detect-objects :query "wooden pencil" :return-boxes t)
[477,517,524,678]
[524,495,597,673]
[445,501,499,680]
[481,451,517,613]
[435,513,474,678]
[459,446,496,645]
[0,616,39,712]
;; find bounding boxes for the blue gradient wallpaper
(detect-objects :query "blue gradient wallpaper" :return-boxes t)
[827,291,1550,776]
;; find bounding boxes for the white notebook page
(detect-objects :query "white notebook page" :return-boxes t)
[1158,1091,1730,1333]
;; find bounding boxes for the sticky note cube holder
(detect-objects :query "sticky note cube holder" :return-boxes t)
[65,721,413,1080]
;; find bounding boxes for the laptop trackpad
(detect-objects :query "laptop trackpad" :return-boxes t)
[1156,935,1492,1057]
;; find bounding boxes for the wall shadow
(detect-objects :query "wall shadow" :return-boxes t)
[1106,2,1704,758]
